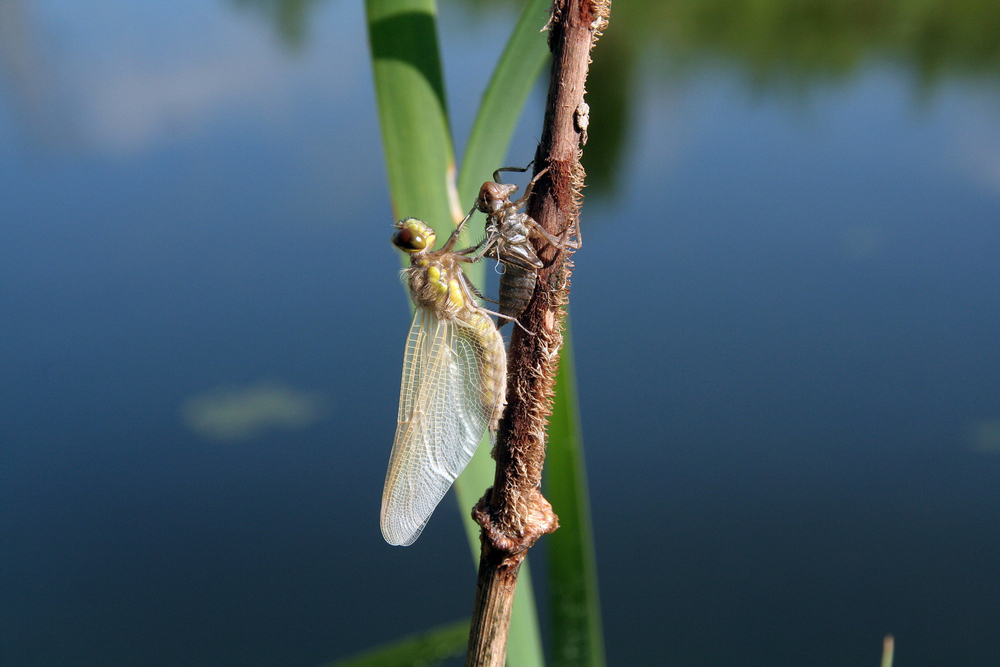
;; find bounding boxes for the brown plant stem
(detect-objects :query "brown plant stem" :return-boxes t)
[465,1,610,665]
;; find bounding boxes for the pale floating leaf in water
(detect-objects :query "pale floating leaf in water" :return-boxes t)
[181,381,329,442]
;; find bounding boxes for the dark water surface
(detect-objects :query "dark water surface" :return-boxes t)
[2,1,999,666]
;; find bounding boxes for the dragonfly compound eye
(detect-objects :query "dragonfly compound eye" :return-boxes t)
[392,218,436,252]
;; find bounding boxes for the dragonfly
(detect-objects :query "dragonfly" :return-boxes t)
[381,217,507,546]
[467,165,581,327]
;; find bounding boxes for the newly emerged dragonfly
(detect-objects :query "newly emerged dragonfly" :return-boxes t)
[381,217,507,546]
[468,165,581,327]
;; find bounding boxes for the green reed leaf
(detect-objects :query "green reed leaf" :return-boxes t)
[367,0,548,664]
[546,325,606,667]
[456,0,552,206]
[454,442,545,667]
[367,0,458,235]
[323,620,469,667]
[450,1,554,665]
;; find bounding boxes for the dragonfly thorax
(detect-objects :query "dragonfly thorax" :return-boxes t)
[405,255,474,319]
[486,214,543,272]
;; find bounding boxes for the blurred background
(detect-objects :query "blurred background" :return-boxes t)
[2,0,999,665]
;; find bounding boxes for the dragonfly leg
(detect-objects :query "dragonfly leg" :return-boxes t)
[492,161,534,184]
[511,166,550,211]
[455,235,499,264]
[442,203,479,252]
[509,316,536,336]
[523,211,581,252]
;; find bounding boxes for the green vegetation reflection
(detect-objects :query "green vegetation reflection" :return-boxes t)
[236,0,1000,195]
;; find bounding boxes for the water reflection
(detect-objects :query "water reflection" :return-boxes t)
[966,419,1000,453]
[605,0,1000,81]
[0,0,77,148]
[2,1,1000,667]
[0,0,361,154]
[585,0,1000,191]
[231,0,327,47]
[206,0,1000,192]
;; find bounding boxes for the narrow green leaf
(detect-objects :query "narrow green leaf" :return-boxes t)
[451,0,554,535]
[880,635,895,667]
[454,443,544,667]
[450,1,556,664]
[323,620,469,667]
[546,323,606,667]
[367,1,547,665]
[366,0,458,233]
[456,0,552,205]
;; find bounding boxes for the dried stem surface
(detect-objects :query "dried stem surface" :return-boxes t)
[465,1,610,665]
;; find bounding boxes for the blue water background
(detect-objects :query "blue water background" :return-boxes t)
[1,1,998,666]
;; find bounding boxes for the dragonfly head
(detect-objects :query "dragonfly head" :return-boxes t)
[477,181,519,214]
[392,218,436,253]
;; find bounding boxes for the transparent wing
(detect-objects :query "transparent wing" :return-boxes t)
[381,307,500,546]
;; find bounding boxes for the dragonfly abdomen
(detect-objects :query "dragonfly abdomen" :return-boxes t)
[463,311,508,431]
[498,262,537,327]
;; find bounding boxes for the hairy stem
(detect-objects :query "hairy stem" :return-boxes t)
[465,1,610,665]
